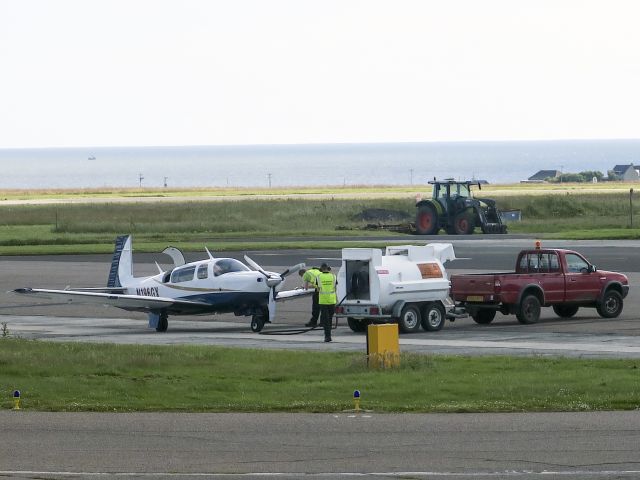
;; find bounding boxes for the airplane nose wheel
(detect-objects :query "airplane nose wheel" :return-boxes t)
[251,315,266,332]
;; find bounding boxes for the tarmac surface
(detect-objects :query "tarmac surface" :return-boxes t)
[2,411,640,479]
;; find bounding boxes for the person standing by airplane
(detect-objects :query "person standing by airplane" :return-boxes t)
[299,266,321,327]
[315,263,337,342]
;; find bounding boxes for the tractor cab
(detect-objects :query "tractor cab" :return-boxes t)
[432,180,474,215]
[415,179,507,235]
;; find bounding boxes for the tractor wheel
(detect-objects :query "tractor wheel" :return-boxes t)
[453,211,474,235]
[415,204,439,235]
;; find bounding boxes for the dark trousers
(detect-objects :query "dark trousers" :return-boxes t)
[319,304,335,339]
[310,290,320,323]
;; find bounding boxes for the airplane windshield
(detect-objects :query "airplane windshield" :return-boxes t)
[213,259,250,276]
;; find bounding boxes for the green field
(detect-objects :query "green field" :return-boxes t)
[2,338,639,412]
[1,185,639,254]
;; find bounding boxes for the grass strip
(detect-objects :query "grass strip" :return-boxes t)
[1,190,640,255]
[1,338,639,412]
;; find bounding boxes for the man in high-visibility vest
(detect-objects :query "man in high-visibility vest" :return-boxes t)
[314,263,337,342]
[299,266,322,327]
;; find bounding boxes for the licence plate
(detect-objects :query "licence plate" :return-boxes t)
[466,295,484,302]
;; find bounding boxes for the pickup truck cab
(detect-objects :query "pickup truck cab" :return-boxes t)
[450,247,629,324]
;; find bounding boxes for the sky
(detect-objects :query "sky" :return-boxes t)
[1,0,640,149]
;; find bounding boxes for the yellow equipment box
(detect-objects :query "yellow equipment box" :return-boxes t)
[367,323,400,368]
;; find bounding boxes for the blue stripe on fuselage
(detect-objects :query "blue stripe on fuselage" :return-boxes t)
[170,291,268,315]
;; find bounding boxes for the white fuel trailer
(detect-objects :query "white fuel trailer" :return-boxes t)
[334,244,457,333]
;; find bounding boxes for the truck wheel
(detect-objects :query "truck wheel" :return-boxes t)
[398,304,421,333]
[516,295,541,324]
[471,310,496,324]
[552,305,579,318]
[347,317,368,333]
[421,302,445,331]
[597,290,623,318]
[453,212,474,235]
[415,204,439,235]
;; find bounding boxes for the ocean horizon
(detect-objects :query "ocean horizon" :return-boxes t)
[1,139,639,189]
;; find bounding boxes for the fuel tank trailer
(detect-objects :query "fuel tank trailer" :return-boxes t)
[334,244,457,333]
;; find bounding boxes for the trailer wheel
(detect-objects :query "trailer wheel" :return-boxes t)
[347,317,369,333]
[471,310,496,324]
[453,212,474,235]
[597,290,623,318]
[516,295,541,324]
[552,305,579,318]
[415,204,439,235]
[421,302,445,331]
[398,304,421,333]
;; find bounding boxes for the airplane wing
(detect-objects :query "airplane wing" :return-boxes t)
[13,288,211,314]
[275,288,314,301]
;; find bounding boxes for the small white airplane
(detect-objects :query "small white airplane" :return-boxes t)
[14,235,310,332]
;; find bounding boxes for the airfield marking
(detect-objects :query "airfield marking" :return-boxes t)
[3,470,640,478]
[197,331,640,355]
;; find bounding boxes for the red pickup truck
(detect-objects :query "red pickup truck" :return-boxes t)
[450,248,629,324]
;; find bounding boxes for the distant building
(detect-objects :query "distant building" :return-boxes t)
[522,170,561,183]
[612,164,640,181]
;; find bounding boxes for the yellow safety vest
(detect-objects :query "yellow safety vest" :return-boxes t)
[303,268,321,288]
[316,272,337,305]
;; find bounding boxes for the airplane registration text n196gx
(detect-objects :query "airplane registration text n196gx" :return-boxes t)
[14,235,311,332]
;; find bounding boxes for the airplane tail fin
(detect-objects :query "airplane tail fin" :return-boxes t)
[107,235,133,287]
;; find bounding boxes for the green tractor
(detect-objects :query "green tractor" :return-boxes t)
[415,179,507,235]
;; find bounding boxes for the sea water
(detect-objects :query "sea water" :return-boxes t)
[0,140,638,189]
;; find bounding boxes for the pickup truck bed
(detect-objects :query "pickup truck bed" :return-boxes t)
[450,248,629,324]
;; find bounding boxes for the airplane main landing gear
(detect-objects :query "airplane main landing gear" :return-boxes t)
[156,311,169,332]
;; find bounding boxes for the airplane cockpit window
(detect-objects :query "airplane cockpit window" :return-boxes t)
[213,259,250,276]
[197,264,208,280]
[171,265,196,283]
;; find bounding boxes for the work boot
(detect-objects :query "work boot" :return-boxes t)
[305,321,317,327]
[324,337,332,342]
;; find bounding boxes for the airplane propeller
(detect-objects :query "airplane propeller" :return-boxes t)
[243,255,305,324]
